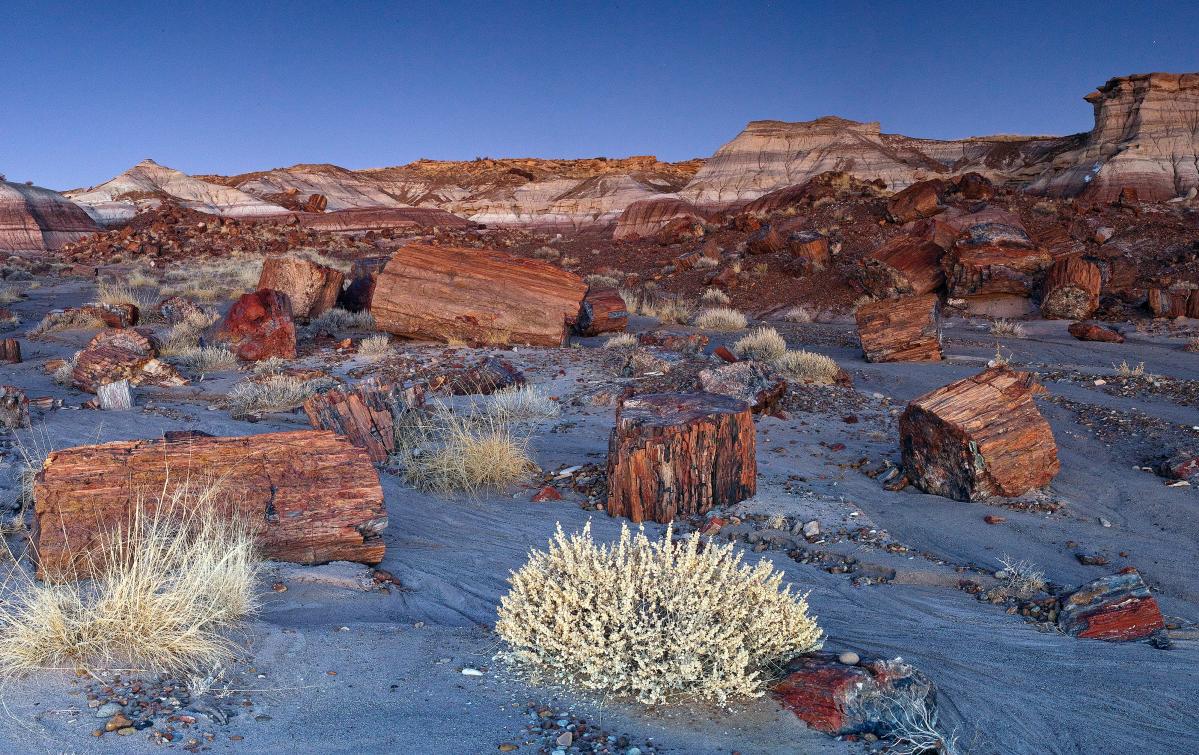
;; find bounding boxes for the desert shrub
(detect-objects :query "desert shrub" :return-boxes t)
[700,287,730,305]
[392,404,533,494]
[168,346,239,374]
[693,307,747,331]
[584,274,621,289]
[0,284,23,304]
[29,309,104,337]
[781,306,814,323]
[250,356,289,376]
[694,256,719,269]
[773,350,841,385]
[619,288,693,324]
[603,333,638,348]
[996,555,1046,599]
[96,281,157,310]
[0,484,260,676]
[357,333,391,356]
[309,307,375,332]
[863,678,960,755]
[989,319,1027,338]
[160,257,264,301]
[158,311,220,356]
[487,385,560,424]
[126,268,158,288]
[224,375,335,416]
[733,326,787,362]
[1115,360,1147,378]
[532,246,560,261]
[496,523,823,705]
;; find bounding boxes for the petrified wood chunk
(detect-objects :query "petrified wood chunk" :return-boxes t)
[1057,570,1165,642]
[1040,257,1102,319]
[1068,321,1124,343]
[789,232,830,273]
[0,338,20,363]
[304,382,403,464]
[636,330,709,353]
[370,244,586,347]
[337,256,389,313]
[698,361,786,415]
[575,288,628,337]
[257,255,345,321]
[81,302,139,328]
[96,380,132,411]
[71,345,187,394]
[0,385,30,429]
[154,295,207,325]
[88,327,159,356]
[606,392,756,524]
[746,224,787,255]
[428,357,525,396]
[861,235,945,298]
[943,244,1053,299]
[899,367,1059,501]
[886,179,946,223]
[1148,287,1190,318]
[214,289,297,361]
[303,193,328,213]
[32,430,387,579]
[855,295,942,363]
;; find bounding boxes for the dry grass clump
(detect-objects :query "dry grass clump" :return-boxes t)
[497,523,823,705]
[700,287,730,305]
[1115,360,1147,378]
[309,308,375,332]
[864,678,960,755]
[168,345,239,374]
[693,307,748,331]
[0,484,260,676]
[694,256,720,269]
[584,273,621,289]
[126,268,159,288]
[357,333,391,356]
[620,288,694,324]
[773,350,841,385]
[989,319,1027,338]
[733,326,787,362]
[250,357,289,376]
[96,280,158,310]
[393,404,533,494]
[30,309,105,337]
[603,333,638,348]
[996,555,1046,600]
[0,284,23,304]
[52,353,79,386]
[159,257,264,301]
[487,385,560,424]
[158,311,221,356]
[224,374,335,416]
[781,306,815,323]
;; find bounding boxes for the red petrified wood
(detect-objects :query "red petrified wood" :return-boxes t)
[861,235,945,298]
[257,255,345,321]
[214,289,297,361]
[1057,570,1166,642]
[303,382,402,464]
[32,430,387,579]
[1068,321,1124,343]
[899,367,1060,501]
[370,244,586,347]
[606,392,756,523]
[575,288,628,336]
[1040,256,1102,320]
[0,338,20,363]
[855,294,942,362]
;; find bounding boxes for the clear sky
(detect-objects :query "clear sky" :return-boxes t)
[3,0,1197,190]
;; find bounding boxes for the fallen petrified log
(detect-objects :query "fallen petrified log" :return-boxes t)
[257,255,345,321]
[1040,257,1102,319]
[32,430,387,578]
[899,367,1059,501]
[0,385,30,429]
[1057,569,1166,642]
[214,289,297,361]
[575,288,628,337]
[861,235,944,298]
[70,339,187,394]
[855,295,942,362]
[304,382,405,464]
[772,652,936,735]
[0,338,20,363]
[941,209,1051,316]
[606,392,755,523]
[370,244,587,347]
[337,256,389,313]
[886,179,946,223]
[1068,321,1124,343]
[636,330,709,353]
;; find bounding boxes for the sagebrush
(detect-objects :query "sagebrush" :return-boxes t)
[733,326,787,362]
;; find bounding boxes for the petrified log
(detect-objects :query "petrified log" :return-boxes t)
[943,244,1053,299]
[1057,570,1165,642]
[1148,287,1190,318]
[304,382,402,464]
[861,235,945,298]
[772,652,936,735]
[1068,321,1124,343]
[71,345,187,394]
[0,385,30,429]
[32,430,387,578]
[370,244,587,347]
[81,302,139,328]
[0,338,20,363]
[303,193,328,213]
[575,288,628,337]
[257,256,345,321]
[789,232,830,273]
[88,327,159,356]
[899,367,1059,501]
[337,256,389,313]
[214,289,297,361]
[697,361,786,415]
[428,357,525,396]
[606,392,756,523]
[855,295,942,362]
[886,179,946,223]
[96,380,132,411]
[746,224,786,255]
[1040,257,1101,319]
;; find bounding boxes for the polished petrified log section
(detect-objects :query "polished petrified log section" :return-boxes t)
[855,294,942,363]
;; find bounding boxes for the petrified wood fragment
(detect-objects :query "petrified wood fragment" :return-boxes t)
[899,367,1059,501]
[304,382,403,464]
[0,338,20,363]
[697,361,786,415]
[257,255,344,321]
[1068,321,1124,343]
[1057,570,1165,642]
[855,295,942,363]
[1040,257,1101,320]
[861,235,945,298]
[32,430,386,578]
[886,179,945,223]
[70,345,187,394]
[575,288,628,337]
[607,392,755,523]
[214,289,297,361]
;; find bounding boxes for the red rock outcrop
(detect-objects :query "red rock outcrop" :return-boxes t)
[0,180,99,251]
[214,289,297,361]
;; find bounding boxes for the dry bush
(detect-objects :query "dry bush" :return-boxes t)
[532,246,560,261]
[487,385,560,424]
[693,307,748,331]
[496,523,823,705]
[621,289,693,324]
[250,357,289,376]
[781,306,814,323]
[863,681,960,755]
[989,319,1027,338]
[0,284,23,304]
[0,483,260,676]
[996,555,1046,599]
[584,274,621,289]
[733,326,787,362]
[126,269,158,288]
[695,256,720,269]
[224,375,335,416]
[30,309,104,337]
[392,404,533,494]
[168,346,239,374]
[52,353,79,386]
[1115,360,1147,378]
[357,334,391,356]
[96,281,158,310]
[158,311,220,356]
[309,307,375,332]
[773,350,841,385]
[700,287,730,305]
[160,257,264,301]
[603,333,638,348]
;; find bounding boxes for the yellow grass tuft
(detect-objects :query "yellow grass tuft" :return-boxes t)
[693,307,747,331]
[225,375,335,416]
[30,309,105,337]
[357,334,391,356]
[393,405,533,494]
[773,349,841,385]
[733,326,788,362]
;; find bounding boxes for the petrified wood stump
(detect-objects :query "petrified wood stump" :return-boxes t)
[337,256,389,313]
[606,392,756,523]
[0,338,20,363]
[855,294,942,363]
[304,382,402,464]
[32,430,387,579]
[1040,256,1101,320]
[899,367,1059,501]
[575,288,628,336]
[257,255,345,321]
[861,235,945,298]
[214,289,297,361]
[1068,321,1124,343]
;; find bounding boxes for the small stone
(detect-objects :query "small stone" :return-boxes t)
[557,731,573,746]
[838,651,860,666]
[95,702,122,718]
[117,727,135,736]
[461,667,484,676]
[802,520,821,539]
[499,746,519,752]
[105,713,132,732]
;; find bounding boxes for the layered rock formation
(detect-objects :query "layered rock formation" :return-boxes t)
[612,197,709,240]
[0,180,98,251]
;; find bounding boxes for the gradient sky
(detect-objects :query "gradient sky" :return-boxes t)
[3,0,1197,190]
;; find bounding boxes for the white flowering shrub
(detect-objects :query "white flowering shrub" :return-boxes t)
[496,523,823,705]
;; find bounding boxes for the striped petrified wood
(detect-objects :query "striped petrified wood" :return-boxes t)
[899,367,1059,501]
[32,430,387,578]
[369,244,587,347]
[606,392,756,524]
[1040,256,1102,319]
[855,294,942,363]
[861,235,945,298]
[304,382,404,464]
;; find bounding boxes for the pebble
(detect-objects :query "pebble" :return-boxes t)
[838,651,860,665]
[95,702,123,718]
[461,667,484,676]
[556,731,573,746]
[104,713,132,732]
[498,746,518,752]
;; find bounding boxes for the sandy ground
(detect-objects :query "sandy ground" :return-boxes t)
[0,279,1196,754]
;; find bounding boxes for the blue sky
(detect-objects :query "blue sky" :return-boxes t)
[3,0,1197,190]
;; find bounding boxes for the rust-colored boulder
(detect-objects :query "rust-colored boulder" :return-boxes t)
[1068,321,1124,343]
[214,289,297,361]
[887,179,946,223]
[575,288,628,337]
[370,244,586,347]
[31,430,387,579]
[856,295,942,362]
[899,367,1059,501]
[861,235,944,298]
[1041,257,1102,320]
[257,255,344,321]
[1057,570,1166,642]
[950,172,995,201]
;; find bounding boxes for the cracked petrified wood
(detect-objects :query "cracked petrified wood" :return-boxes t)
[1040,256,1101,320]
[0,338,20,364]
[899,367,1059,501]
[575,288,628,337]
[606,392,755,523]
[855,294,942,363]
[370,243,586,347]
[257,255,344,321]
[32,430,386,579]
[1057,570,1165,642]
[861,235,945,298]
[214,288,297,361]
[304,382,403,464]
[71,344,187,394]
